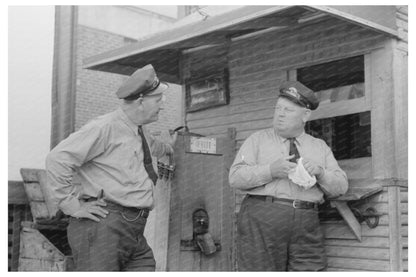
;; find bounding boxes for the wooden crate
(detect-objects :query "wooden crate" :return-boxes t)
[18,224,73,271]
[18,168,73,271]
[20,168,59,222]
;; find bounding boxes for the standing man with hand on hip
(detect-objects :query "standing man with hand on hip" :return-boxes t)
[229,81,348,271]
[46,64,177,271]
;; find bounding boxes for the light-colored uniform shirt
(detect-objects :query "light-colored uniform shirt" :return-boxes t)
[229,128,348,203]
[46,108,173,216]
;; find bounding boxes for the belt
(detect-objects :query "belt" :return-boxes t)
[248,195,319,210]
[83,197,149,218]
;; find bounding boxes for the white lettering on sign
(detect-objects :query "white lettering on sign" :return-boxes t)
[190,137,217,154]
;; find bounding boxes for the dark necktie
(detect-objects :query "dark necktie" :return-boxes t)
[288,138,300,163]
[138,126,158,185]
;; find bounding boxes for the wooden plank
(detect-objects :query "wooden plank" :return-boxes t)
[187,107,273,129]
[331,178,383,201]
[400,191,408,202]
[309,97,371,121]
[321,214,390,226]
[327,257,390,271]
[392,43,408,180]
[20,168,43,183]
[327,267,369,272]
[337,158,372,179]
[18,258,66,271]
[322,222,389,239]
[378,214,394,226]
[401,203,408,214]
[325,236,390,248]
[351,202,391,215]
[230,18,372,60]
[219,133,235,270]
[370,46,395,179]
[325,245,390,260]
[401,227,407,237]
[401,214,408,225]
[187,96,278,122]
[22,183,44,202]
[388,185,403,271]
[19,227,65,260]
[11,206,23,271]
[148,177,172,271]
[191,118,272,138]
[167,135,185,271]
[311,6,398,37]
[8,181,28,205]
[403,261,408,272]
[402,249,408,260]
[331,201,361,241]
[401,237,408,248]
[37,170,59,218]
[28,202,50,220]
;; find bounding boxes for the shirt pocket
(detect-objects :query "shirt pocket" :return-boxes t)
[119,145,141,181]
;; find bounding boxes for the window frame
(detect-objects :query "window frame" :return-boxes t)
[289,54,372,120]
[289,54,373,178]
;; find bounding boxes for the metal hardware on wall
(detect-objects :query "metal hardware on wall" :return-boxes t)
[351,207,381,229]
[180,208,221,255]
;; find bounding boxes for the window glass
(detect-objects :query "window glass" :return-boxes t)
[297,55,365,103]
[305,112,371,160]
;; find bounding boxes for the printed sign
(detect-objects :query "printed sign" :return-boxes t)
[189,137,217,154]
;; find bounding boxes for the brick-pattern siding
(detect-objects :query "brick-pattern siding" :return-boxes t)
[75,25,182,134]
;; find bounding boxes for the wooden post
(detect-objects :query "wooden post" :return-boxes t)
[370,45,395,179]
[331,201,362,241]
[50,6,78,149]
[388,182,403,271]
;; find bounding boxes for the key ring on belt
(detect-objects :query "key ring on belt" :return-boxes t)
[120,209,146,222]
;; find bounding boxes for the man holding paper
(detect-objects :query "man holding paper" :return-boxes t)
[229,81,348,271]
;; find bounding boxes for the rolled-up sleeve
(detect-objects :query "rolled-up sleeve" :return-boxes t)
[45,124,106,216]
[317,143,349,198]
[229,134,273,190]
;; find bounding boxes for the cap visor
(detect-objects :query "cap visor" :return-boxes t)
[279,93,306,108]
[153,82,169,94]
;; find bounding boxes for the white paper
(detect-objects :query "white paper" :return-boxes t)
[288,157,316,189]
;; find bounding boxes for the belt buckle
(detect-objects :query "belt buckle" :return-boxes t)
[138,209,144,217]
[292,200,300,209]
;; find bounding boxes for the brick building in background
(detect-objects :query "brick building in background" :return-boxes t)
[75,6,183,134]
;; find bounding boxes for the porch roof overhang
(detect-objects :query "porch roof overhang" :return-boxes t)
[83,5,399,83]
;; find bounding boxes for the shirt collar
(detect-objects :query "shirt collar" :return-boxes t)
[116,107,139,136]
[277,131,306,145]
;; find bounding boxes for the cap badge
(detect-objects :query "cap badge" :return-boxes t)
[286,87,300,99]
[150,77,160,90]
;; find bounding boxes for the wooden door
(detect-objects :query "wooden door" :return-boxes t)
[166,133,235,271]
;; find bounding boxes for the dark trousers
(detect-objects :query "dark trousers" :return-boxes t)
[67,202,155,271]
[237,195,327,271]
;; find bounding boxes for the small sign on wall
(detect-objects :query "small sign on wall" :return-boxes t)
[187,136,217,155]
[185,70,229,112]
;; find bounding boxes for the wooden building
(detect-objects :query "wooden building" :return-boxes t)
[10,5,407,272]
[84,6,408,271]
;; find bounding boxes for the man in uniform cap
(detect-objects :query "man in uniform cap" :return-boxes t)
[229,80,348,271]
[46,64,177,271]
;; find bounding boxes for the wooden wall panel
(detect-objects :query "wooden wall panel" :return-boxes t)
[184,17,387,150]
[182,12,404,272]
[400,186,408,271]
